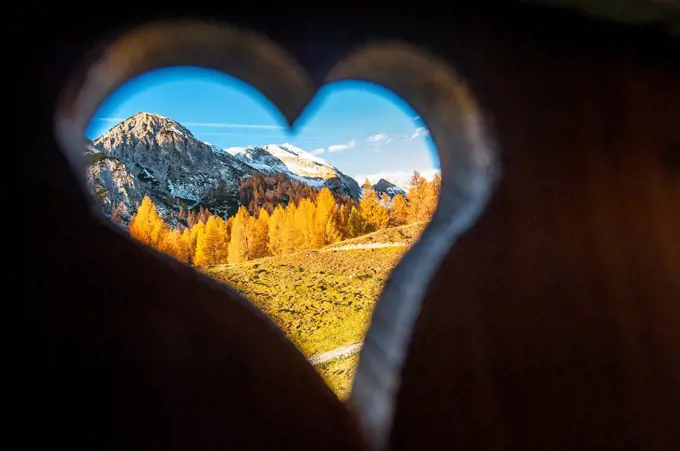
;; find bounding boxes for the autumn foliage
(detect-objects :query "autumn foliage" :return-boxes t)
[127,171,440,266]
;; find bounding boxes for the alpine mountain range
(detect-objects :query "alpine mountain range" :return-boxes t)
[86,112,410,224]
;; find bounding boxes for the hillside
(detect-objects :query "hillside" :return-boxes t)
[86,112,361,223]
[324,221,426,248]
[228,144,361,199]
[316,354,359,399]
[204,222,423,357]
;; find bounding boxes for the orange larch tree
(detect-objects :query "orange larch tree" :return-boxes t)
[228,206,251,264]
[389,193,409,227]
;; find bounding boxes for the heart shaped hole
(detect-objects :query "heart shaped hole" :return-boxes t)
[55,20,498,447]
[84,66,441,398]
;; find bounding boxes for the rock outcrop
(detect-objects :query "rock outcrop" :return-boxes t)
[85,112,362,224]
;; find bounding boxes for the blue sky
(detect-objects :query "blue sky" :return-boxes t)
[87,66,439,185]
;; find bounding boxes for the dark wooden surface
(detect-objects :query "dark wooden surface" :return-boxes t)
[393,26,680,451]
[16,2,679,450]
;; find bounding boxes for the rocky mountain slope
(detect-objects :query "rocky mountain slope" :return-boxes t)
[227,144,361,199]
[372,178,407,198]
[85,112,361,223]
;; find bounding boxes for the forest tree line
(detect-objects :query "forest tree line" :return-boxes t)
[126,171,440,266]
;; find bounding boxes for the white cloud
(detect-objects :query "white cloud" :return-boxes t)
[328,139,357,153]
[406,127,431,140]
[355,168,441,186]
[310,148,325,155]
[366,133,392,146]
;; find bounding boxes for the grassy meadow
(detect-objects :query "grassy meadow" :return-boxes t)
[204,222,425,396]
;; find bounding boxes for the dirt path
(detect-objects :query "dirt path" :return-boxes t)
[308,342,363,365]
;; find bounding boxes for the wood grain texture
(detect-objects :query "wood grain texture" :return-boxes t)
[15,2,679,451]
[392,25,680,451]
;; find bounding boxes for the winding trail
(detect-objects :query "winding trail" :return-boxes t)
[308,342,363,365]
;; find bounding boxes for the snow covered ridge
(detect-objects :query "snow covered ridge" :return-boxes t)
[371,178,408,198]
[225,143,329,168]
[85,112,363,222]
[222,142,360,197]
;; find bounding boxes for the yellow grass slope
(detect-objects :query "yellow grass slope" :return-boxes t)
[204,222,425,356]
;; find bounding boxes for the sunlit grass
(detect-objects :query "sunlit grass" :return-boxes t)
[203,222,424,396]
[316,354,359,400]
[202,222,424,395]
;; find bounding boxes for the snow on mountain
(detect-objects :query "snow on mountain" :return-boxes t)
[87,112,255,220]
[85,113,362,223]
[227,143,361,198]
[372,178,407,198]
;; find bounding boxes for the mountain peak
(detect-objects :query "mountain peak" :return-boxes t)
[87,113,363,222]
[373,178,407,198]
[95,112,196,144]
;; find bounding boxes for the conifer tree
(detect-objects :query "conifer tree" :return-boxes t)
[150,218,170,249]
[194,216,229,266]
[313,188,337,247]
[198,207,210,224]
[295,198,316,249]
[225,216,234,237]
[187,210,198,228]
[188,221,206,262]
[389,194,409,226]
[247,209,270,259]
[407,171,437,222]
[336,203,350,239]
[280,202,300,254]
[228,206,251,264]
[360,183,389,232]
[347,206,365,238]
[432,172,441,201]
[324,216,341,244]
[129,196,164,247]
[180,228,193,263]
[267,205,286,256]
[160,229,191,263]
